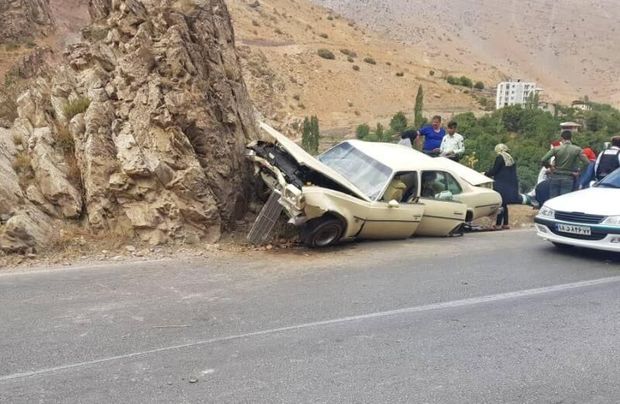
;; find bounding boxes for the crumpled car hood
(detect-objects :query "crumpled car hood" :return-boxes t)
[259,122,371,201]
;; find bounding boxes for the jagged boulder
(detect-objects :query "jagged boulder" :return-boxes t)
[0,0,258,252]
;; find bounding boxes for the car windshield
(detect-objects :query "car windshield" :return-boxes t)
[597,168,620,188]
[319,142,392,200]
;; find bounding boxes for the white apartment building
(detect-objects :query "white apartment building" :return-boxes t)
[495,80,541,109]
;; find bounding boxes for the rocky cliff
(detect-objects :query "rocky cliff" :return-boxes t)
[0,0,55,41]
[0,0,258,253]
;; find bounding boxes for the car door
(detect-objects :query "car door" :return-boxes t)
[357,201,425,239]
[357,171,425,239]
[416,170,467,236]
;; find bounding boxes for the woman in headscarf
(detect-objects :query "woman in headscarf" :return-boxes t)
[485,144,520,230]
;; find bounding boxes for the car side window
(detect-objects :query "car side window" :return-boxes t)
[445,172,463,195]
[421,171,447,199]
[381,171,418,202]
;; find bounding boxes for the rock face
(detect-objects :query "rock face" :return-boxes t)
[0,0,55,41]
[0,0,258,252]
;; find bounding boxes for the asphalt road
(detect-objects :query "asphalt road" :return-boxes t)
[1,230,619,403]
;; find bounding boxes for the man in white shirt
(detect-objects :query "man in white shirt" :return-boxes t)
[439,121,465,161]
[594,136,620,180]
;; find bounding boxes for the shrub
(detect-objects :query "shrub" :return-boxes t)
[5,42,20,51]
[347,56,354,63]
[474,81,485,90]
[319,33,328,39]
[429,70,435,76]
[317,49,335,60]
[274,28,283,35]
[446,75,460,85]
[460,76,473,88]
[390,112,408,133]
[327,15,334,21]
[356,124,370,139]
[26,40,37,49]
[340,49,357,57]
[54,124,75,153]
[12,152,31,175]
[395,72,404,77]
[363,57,376,65]
[63,97,91,120]
[352,65,360,71]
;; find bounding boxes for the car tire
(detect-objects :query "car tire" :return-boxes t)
[552,242,573,249]
[301,217,345,248]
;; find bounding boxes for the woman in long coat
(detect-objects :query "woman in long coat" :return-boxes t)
[485,144,520,229]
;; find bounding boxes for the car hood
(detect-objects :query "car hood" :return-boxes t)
[545,187,620,216]
[259,123,371,201]
[434,157,494,186]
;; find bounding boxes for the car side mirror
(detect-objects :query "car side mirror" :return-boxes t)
[388,200,400,208]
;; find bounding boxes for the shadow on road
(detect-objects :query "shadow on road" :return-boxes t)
[545,244,620,265]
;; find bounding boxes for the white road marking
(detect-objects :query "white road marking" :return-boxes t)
[1,275,619,383]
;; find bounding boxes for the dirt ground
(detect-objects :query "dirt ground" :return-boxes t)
[0,204,537,271]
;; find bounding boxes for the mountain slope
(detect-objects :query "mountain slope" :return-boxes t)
[312,0,620,108]
[228,0,493,133]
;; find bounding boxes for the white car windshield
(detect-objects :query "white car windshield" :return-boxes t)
[319,142,392,200]
[598,168,620,188]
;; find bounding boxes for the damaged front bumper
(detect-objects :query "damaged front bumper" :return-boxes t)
[246,149,308,225]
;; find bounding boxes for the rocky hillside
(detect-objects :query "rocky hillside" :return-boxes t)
[0,0,54,42]
[0,0,258,253]
[312,0,620,108]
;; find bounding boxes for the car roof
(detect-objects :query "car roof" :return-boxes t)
[342,140,494,186]
[344,140,443,171]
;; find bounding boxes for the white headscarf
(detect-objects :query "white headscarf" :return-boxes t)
[495,143,515,167]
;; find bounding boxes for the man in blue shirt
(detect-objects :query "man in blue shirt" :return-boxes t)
[416,115,446,156]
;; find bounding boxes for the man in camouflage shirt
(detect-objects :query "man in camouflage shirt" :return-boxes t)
[540,131,591,198]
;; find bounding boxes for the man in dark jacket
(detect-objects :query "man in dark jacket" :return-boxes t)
[540,131,591,198]
[594,136,620,180]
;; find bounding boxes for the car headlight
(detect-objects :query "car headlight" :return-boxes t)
[602,216,620,225]
[538,206,555,218]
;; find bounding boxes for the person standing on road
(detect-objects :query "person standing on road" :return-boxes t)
[594,136,620,181]
[416,115,446,157]
[485,144,520,230]
[439,121,465,161]
[540,131,590,198]
[578,146,598,189]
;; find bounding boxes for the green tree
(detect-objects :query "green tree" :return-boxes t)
[301,116,320,154]
[414,85,424,128]
[389,111,408,133]
[310,115,320,153]
[375,123,385,141]
[474,81,485,90]
[356,123,370,140]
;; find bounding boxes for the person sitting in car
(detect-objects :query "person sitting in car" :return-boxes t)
[421,172,444,198]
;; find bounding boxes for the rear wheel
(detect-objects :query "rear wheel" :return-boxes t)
[301,217,345,248]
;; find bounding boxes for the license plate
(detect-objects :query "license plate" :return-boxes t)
[557,224,591,236]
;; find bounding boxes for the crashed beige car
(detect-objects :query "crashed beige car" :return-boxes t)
[247,123,501,247]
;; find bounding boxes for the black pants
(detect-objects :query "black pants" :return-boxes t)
[496,203,509,226]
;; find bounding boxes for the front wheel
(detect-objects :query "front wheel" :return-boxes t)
[301,217,345,248]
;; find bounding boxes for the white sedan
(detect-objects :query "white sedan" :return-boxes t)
[534,168,620,252]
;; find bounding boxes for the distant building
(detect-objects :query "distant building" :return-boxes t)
[571,100,592,111]
[560,122,582,133]
[495,80,541,109]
